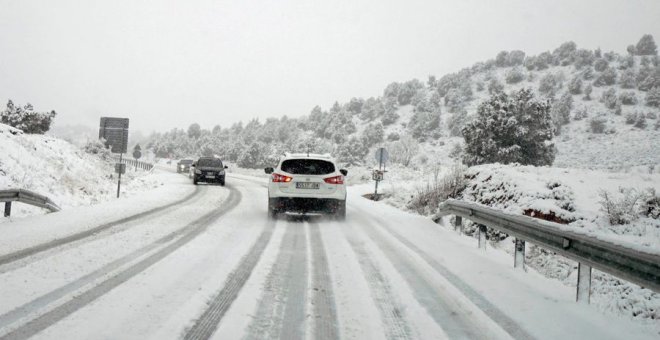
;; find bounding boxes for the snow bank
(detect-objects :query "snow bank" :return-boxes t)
[0,124,161,220]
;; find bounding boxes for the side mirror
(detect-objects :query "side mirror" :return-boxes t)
[340,169,348,176]
[264,167,274,174]
[192,162,197,167]
[224,165,229,169]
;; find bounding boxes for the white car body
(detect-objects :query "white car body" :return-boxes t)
[266,153,347,218]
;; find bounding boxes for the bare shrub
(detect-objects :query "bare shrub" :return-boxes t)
[598,188,642,225]
[408,163,468,215]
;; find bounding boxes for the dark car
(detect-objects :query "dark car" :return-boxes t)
[192,157,228,185]
[176,159,194,173]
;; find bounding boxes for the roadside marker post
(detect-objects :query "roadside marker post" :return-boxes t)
[373,147,389,200]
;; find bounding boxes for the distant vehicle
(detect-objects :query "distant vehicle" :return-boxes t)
[265,153,347,219]
[176,159,194,173]
[192,157,228,185]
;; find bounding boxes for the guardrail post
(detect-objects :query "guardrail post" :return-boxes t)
[454,215,462,234]
[478,224,487,250]
[4,202,11,217]
[514,239,525,270]
[576,262,592,304]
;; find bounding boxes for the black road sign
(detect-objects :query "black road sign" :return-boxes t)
[99,117,129,153]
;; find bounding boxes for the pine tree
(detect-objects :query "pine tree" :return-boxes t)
[462,89,555,166]
[646,87,660,107]
[635,34,658,56]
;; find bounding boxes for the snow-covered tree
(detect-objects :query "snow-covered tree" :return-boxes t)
[335,136,368,166]
[507,50,526,66]
[462,89,555,166]
[646,87,660,107]
[360,122,384,147]
[488,78,504,95]
[538,73,563,97]
[594,58,609,72]
[619,91,638,105]
[600,88,618,109]
[381,97,399,125]
[568,76,583,94]
[360,97,384,121]
[619,69,637,89]
[594,67,617,86]
[0,100,57,134]
[187,123,201,139]
[447,109,468,137]
[583,83,593,100]
[505,67,524,84]
[551,92,573,127]
[635,34,658,56]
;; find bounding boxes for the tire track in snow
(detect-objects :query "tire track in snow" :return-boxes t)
[366,214,534,340]
[181,218,276,340]
[340,224,413,340]
[353,213,495,340]
[307,222,339,340]
[0,186,241,340]
[243,222,308,340]
[0,185,203,269]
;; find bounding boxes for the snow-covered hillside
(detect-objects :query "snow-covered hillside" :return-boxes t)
[0,123,161,219]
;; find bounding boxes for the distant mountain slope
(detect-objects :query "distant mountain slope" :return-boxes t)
[145,36,660,171]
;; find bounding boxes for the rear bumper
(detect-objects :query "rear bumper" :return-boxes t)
[195,174,225,182]
[269,197,343,214]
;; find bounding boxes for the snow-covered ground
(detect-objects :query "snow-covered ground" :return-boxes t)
[360,162,660,325]
[0,171,656,339]
[0,123,161,220]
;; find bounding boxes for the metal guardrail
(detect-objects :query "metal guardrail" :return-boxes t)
[113,156,154,171]
[437,199,660,302]
[0,189,61,217]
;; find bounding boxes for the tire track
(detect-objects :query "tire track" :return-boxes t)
[340,224,412,340]
[353,214,491,340]
[366,214,534,340]
[0,186,241,340]
[307,222,339,340]
[0,185,202,268]
[181,219,276,340]
[243,223,308,340]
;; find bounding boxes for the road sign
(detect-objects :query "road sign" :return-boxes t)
[374,148,389,164]
[99,117,129,153]
[115,163,126,174]
[133,150,142,159]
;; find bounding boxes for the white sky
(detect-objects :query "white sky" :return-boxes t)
[1,0,659,134]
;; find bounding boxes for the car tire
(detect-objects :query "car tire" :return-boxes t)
[219,180,225,186]
[335,200,346,221]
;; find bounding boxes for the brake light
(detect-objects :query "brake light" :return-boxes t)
[324,175,344,184]
[272,173,292,183]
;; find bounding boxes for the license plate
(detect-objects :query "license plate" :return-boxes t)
[206,175,215,179]
[296,182,319,189]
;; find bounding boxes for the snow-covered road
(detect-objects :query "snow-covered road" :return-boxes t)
[0,170,655,340]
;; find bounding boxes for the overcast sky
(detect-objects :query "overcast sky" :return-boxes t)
[1,0,659,134]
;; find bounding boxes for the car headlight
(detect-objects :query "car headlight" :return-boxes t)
[195,169,202,174]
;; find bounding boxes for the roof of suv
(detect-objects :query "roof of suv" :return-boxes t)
[282,153,333,160]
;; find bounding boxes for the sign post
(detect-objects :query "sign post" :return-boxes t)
[373,147,389,200]
[99,117,129,198]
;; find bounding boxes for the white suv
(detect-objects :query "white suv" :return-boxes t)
[265,153,347,219]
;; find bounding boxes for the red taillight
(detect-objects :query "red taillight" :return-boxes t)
[324,175,344,184]
[272,173,292,183]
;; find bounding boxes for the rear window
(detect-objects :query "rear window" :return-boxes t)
[180,160,193,164]
[197,158,223,167]
[281,159,335,175]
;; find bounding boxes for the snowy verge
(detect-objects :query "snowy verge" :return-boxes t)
[0,123,163,220]
[351,163,660,324]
